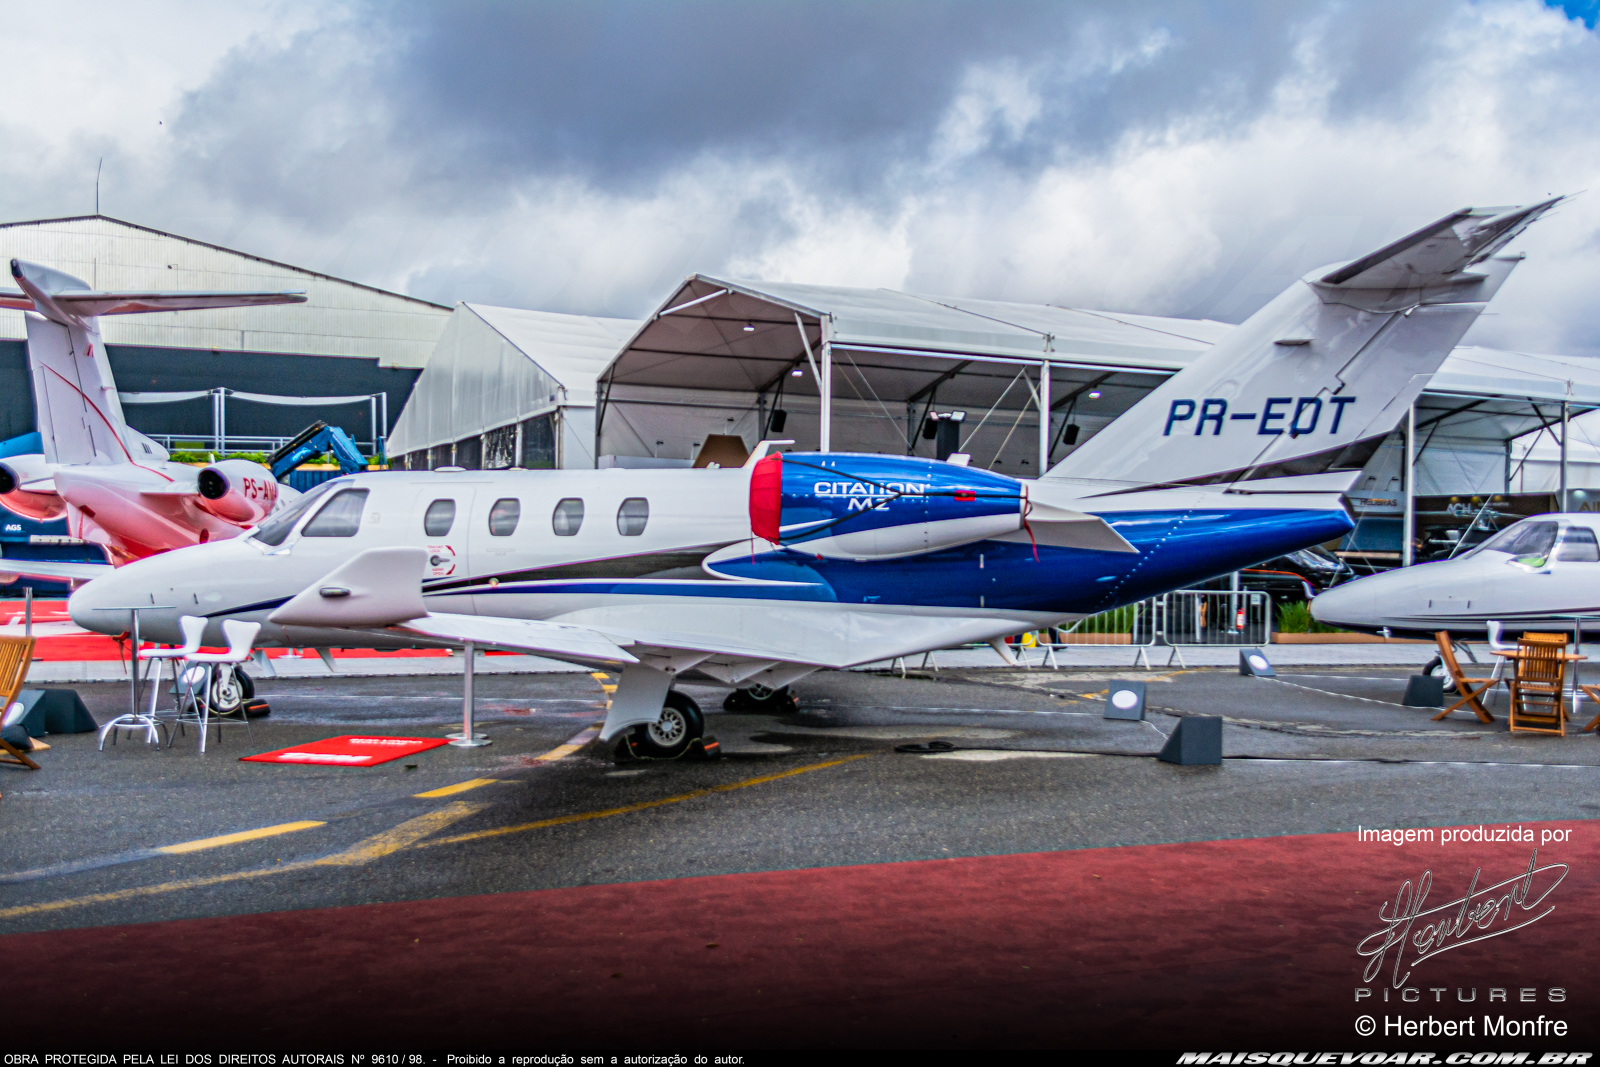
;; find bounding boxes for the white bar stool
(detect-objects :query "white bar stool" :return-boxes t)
[172,619,261,754]
[116,615,210,750]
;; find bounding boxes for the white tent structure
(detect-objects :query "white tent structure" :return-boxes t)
[596,276,1233,476]
[388,303,640,470]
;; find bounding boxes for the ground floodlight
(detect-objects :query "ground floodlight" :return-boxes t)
[1239,648,1276,677]
[1105,681,1145,721]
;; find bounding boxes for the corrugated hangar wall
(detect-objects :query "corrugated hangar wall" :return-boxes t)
[0,216,452,452]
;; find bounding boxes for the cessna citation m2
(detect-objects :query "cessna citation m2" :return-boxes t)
[72,200,1560,755]
[0,258,307,584]
[1311,513,1600,638]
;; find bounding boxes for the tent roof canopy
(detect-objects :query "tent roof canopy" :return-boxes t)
[599,276,1600,453]
[604,274,1229,402]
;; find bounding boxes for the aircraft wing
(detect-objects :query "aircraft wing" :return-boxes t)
[390,612,638,667]
[270,546,1037,740]
[0,556,114,583]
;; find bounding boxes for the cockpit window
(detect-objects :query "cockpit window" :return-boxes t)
[1555,526,1600,562]
[424,499,456,537]
[249,480,338,547]
[1466,520,1559,564]
[301,489,370,537]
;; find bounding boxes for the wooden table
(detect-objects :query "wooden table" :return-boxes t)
[1492,648,1586,723]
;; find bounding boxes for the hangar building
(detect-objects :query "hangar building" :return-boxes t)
[0,215,452,457]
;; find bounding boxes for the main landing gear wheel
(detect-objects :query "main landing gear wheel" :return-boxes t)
[209,667,253,716]
[627,690,704,759]
[1421,655,1458,694]
[722,684,797,713]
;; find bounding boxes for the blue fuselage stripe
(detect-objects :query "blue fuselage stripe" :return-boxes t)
[451,507,1353,614]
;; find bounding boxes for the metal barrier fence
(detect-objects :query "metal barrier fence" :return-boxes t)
[1040,589,1272,668]
[890,589,1275,673]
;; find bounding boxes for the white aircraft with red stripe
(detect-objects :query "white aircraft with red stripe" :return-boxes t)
[0,258,307,584]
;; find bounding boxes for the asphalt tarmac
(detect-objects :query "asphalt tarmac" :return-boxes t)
[3,663,1597,938]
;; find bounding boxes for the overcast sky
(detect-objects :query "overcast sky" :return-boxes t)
[3,0,1598,354]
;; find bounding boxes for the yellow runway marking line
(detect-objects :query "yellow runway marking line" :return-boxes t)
[313,801,486,866]
[420,753,871,849]
[413,778,501,799]
[527,722,604,763]
[156,820,326,855]
[0,802,487,921]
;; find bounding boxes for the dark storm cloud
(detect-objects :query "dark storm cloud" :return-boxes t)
[128,0,1598,353]
[374,0,1470,189]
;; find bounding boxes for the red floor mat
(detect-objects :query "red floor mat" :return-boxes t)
[239,735,449,766]
[3,819,1594,1049]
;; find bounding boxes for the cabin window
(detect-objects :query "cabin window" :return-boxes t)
[301,489,370,537]
[488,498,521,537]
[617,497,649,536]
[552,498,584,536]
[1555,527,1600,562]
[250,480,338,546]
[424,499,456,537]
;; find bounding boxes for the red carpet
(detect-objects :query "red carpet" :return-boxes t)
[240,735,449,766]
[4,819,1594,1049]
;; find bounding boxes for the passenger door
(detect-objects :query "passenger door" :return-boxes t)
[414,487,475,614]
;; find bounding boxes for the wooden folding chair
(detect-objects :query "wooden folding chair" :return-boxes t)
[0,635,41,770]
[1432,631,1496,723]
[1575,686,1600,734]
[1507,633,1568,736]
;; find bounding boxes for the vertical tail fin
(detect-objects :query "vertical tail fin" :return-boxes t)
[1045,199,1563,491]
[15,269,130,466]
[8,257,306,466]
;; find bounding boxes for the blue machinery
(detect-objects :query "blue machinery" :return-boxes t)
[269,421,369,479]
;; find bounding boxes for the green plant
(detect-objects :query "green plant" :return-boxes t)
[1276,600,1342,634]
[167,450,269,464]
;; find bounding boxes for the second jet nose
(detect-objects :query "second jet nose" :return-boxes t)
[1309,576,1379,631]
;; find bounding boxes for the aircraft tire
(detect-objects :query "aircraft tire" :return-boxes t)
[1421,656,1458,694]
[209,667,249,716]
[722,685,796,713]
[629,690,703,759]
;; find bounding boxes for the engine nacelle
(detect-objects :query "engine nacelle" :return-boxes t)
[0,453,66,521]
[750,452,1024,560]
[196,459,280,525]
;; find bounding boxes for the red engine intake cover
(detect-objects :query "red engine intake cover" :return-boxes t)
[749,452,782,542]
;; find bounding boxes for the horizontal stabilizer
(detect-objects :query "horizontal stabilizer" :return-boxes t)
[1319,199,1561,290]
[392,612,638,667]
[269,547,428,628]
[48,289,308,318]
[0,557,114,583]
[9,259,305,326]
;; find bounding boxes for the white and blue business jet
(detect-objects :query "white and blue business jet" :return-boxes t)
[70,201,1560,755]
